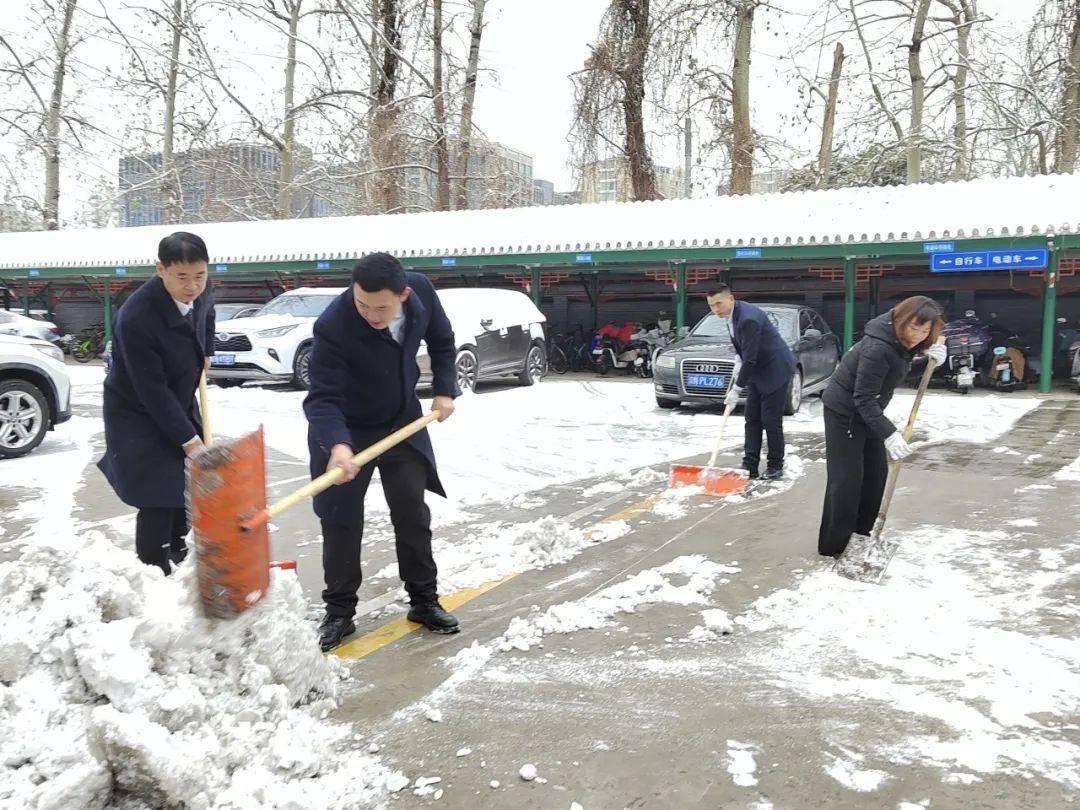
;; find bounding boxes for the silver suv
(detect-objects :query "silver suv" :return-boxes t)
[0,334,72,458]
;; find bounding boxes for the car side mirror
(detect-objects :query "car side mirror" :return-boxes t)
[803,328,822,339]
[480,318,494,329]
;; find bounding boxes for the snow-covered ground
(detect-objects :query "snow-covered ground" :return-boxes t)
[0,367,1069,808]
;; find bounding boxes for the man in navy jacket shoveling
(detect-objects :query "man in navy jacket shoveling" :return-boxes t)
[304,253,460,652]
[706,285,797,480]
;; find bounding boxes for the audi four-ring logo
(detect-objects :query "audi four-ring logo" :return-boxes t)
[690,363,723,373]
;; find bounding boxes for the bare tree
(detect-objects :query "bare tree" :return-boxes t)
[1056,0,1080,172]
[906,0,933,183]
[453,0,486,210]
[729,0,758,194]
[817,42,846,187]
[0,0,82,229]
[432,0,450,210]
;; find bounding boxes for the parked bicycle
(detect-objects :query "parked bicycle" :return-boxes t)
[71,323,107,363]
[546,328,590,374]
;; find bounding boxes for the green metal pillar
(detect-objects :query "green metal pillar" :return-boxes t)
[103,278,113,345]
[843,258,856,352]
[674,263,687,339]
[1039,246,1059,394]
[530,266,542,308]
[23,293,30,316]
[868,276,880,320]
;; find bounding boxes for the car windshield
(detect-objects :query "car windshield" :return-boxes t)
[690,309,799,343]
[257,294,337,318]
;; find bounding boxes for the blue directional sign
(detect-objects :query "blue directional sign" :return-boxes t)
[735,248,762,259]
[115,266,127,276]
[27,269,40,277]
[215,264,229,273]
[441,257,457,267]
[315,260,331,270]
[575,253,593,264]
[931,249,1048,273]
[923,241,955,253]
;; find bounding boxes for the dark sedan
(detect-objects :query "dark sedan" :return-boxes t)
[652,303,841,414]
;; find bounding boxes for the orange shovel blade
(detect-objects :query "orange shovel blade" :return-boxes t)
[188,428,271,618]
[669,464,749,496]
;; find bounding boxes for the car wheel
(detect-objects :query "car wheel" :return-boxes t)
[656,398,678,409]
[293,343,312,390]
[0,379,49,459]
[456,348,478,391]
[784,369,803,416]
[518,343,546,386]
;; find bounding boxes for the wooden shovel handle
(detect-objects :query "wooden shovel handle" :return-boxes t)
[199,372,213,446]
[242,410,441,531]
[901,336,945,442]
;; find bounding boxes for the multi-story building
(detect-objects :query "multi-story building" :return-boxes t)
[750,168,793,195]
[400,138,536,212]
[533,179,555,206]
[118,142,331,226]
[578,157,685,203]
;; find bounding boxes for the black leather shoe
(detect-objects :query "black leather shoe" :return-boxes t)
[168,546,188,567]
[318,614,356,652]
[743,467,760,480]
[407,601,460,634]
[763,466,784,480]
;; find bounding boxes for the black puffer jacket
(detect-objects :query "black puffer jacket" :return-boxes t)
[822,312,917,440]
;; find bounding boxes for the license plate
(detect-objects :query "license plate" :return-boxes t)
[212,354,236,366]
[687,373,725,388]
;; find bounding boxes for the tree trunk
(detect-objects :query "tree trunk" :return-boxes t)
[277,0,301,219]
[817,41,845,188]
[432,0,450,211]
[1054,0,1080,173]
[729,0,755,195]
[619,0,658,200]
[906,0,932,184]
[454,0,486,210]
[44,0,77,230]
[951,0,974,179]
[683,113,692,198]
[162,0,183,223]
[371,0,402,213]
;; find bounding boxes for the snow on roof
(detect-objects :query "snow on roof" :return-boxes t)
[1,173,1077,270]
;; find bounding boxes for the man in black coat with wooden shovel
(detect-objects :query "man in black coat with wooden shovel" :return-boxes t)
[304,253,460,652]
[98,232,215,575]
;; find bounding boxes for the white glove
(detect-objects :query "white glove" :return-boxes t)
[884,431,913,462]
[925,343,947,366]
[724,384,742,407]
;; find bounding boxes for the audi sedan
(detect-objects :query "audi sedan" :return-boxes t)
[652,303,841,415]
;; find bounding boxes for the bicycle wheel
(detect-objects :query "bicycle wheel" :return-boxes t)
[548,346,569,374]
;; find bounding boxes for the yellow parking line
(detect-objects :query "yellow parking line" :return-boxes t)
[331,491,661,661]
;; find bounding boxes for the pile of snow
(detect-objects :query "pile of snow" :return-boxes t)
[885,392,1039,446]
[687,608,735,642]
[726,740,759,787]
[0,533,407,808]
[1052,454,1080,482]
[736,526,1080,789]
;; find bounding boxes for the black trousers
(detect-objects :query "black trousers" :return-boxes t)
[135,507,188,575]
[742,380,788,472]
[818,406,889,556]
[321,443,438,618]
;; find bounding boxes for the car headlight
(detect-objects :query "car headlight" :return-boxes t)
[656,354,676,370]
[257,325,298,338]
[34,343,64,363]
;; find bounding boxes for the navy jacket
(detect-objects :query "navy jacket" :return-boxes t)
[303,273,458,524]
[97,276,215,508]
[731,300,797,394]
[822,312,918,440]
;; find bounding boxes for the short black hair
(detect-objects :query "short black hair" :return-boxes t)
[352,252,406,294]
[706,285,732,298]
[158,231,209,267]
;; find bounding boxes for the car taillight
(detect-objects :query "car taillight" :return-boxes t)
[50,326,60,334]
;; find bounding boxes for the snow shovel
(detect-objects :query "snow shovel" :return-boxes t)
[188,411,441,618]
[834,337,945,584]
[669,398,749,496]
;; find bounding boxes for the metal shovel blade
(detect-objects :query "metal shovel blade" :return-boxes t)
[669,463,750,496]
[187,428,271,618]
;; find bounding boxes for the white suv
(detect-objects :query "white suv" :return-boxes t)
[207,287,343,388]
[0,334,71,458]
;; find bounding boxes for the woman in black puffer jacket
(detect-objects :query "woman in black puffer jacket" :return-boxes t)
[818,296,945,557]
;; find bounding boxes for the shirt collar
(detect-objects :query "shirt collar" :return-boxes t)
[174,298,193,317]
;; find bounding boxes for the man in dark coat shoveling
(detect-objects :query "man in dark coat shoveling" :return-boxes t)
[304,252,460,652]
[98,231,215,574]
